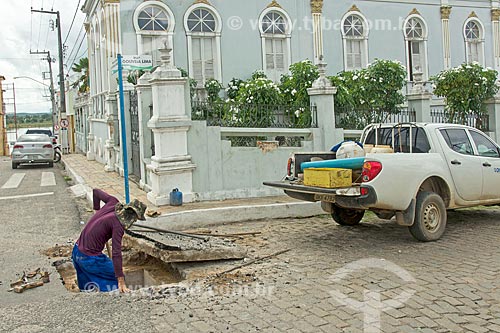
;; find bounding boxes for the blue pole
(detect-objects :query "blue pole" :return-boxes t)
[117,54,130,204]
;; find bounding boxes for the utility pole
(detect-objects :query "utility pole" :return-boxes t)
[30,50,56,135]
[0,75,6,156]
[31,9,66,121]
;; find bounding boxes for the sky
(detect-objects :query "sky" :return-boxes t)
[0,0,86,114]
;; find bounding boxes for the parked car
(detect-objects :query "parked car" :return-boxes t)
[11,134,54,169]
[264,123,500,242]
[25,128,57,145]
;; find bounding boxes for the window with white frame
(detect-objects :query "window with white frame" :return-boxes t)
[133,1,174,66]
[341,13,368,70]
[259,9,292,82]
[404,16,428,81]
[464,19,484,65]
[184,5,222,85]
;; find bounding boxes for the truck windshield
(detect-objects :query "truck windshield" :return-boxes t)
[364,126,431,153]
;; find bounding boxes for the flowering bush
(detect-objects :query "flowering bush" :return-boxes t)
[235,77,282,106]
[431,63,498,124]
[330,59,407,128]
[204,78,223,102]
[226,78,244,100]
[280,60,319,107]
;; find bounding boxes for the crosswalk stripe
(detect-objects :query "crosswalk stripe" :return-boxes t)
[1,173,25,189]
[41,172,56,187]
[0,192,54,201]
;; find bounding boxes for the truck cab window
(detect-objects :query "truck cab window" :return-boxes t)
[364,126,430,153]
[470,130,500,158]
[440,129,474,155]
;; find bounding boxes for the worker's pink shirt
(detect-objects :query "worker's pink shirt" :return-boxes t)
[77,189,125,278]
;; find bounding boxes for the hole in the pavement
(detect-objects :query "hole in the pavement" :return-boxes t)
[51,249,183,292]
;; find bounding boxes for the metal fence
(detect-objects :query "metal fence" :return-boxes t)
[191,102,318,129]
[335,107,416,130]
[430,109,490,131]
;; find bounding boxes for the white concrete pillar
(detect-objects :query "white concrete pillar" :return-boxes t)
[136,71,153,190]
[441,6,452,69]
[491,8,500,71]
[307,60,340,150]
[147,43,196,206]
[407,72,432,123]
[311,0,324,64]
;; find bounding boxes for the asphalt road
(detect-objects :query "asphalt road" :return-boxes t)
[0,157,82,305]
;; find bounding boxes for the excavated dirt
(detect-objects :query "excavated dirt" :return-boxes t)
[41,244,73,258]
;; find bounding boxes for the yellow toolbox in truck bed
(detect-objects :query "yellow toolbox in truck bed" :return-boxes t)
[303,168,352,188]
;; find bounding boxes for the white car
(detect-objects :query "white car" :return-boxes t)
[264,123,500,242]
[11,134,54,169]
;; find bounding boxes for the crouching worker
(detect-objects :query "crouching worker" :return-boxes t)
[72,189,147,292]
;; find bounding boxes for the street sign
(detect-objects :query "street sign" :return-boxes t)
[60,119,69,128]
[111,55,153,73]
[54,124,60,130]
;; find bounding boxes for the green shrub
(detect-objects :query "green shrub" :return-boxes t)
[431,63,498,124]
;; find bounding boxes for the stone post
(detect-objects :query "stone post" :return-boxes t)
[486,96,500,142]
[115,70,134,175]
[406,71,432,123]
[136,71,153,190]
[86,114,95,161]
[307,58,340,150]
[147,42,196,205]
[104,92,118,172]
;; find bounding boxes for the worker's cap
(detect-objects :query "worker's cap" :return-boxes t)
[124,199,147,221]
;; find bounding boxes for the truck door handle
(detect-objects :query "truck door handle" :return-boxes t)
[451,160,461,165]
[483,162,492,167]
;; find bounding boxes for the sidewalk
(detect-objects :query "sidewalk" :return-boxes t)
[62,154,323,230]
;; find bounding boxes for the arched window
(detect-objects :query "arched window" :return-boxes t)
[184,4,222,85]
[341,12,369,70]
[404,14,428,81]
[133,1,175,66]
[259,7,292,82]
[464,18,485,65]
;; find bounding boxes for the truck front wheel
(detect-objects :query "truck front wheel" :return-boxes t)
[331,205,365,226]
[409,191,447,242]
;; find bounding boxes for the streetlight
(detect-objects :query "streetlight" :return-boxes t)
[13,76,50,87]
[13,76,56,135]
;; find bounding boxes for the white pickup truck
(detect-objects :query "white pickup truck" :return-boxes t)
[264,123,500,242]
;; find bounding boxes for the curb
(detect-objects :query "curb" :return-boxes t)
[62,157,324,230]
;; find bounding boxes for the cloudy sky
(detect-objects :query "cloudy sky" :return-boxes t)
[1,0,86,114]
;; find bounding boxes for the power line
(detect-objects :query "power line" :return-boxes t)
[67,31,86,72]
[63,0,82,48]
[37,0,44,50]
[65,24,84,65]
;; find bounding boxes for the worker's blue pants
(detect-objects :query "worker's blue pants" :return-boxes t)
[72,244,118,292]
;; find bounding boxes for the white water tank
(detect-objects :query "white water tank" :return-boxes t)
[336,141,365,159]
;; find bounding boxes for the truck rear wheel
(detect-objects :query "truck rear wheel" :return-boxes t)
[409,191,447,242]
[331,205,365,226]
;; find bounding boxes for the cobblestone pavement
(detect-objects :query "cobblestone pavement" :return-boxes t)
[3,207,500,332]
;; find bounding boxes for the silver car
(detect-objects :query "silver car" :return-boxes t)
[11,134,54,169]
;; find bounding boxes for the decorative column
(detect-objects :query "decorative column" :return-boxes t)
[114,70,134,174]
[307,59,340,150]
[311,0,324,64]
[441,5,452,69]
[407,71,432,123]
[492,8,500,71]
[136,71,153,190]
[147,42,196,206]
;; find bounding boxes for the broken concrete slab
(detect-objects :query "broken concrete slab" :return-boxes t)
[123,230,247,264]
[68,183,92,198]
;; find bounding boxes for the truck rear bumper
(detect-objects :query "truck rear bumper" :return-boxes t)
[263,181,377,209]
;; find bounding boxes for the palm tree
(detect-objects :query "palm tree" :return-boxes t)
[71,57,89,93]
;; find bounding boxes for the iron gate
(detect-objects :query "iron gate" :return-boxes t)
[129,91,140,179]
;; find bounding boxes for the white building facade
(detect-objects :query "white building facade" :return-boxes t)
[80,0,500,204]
